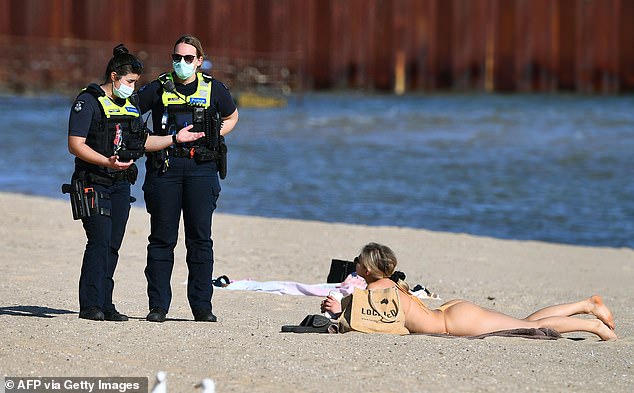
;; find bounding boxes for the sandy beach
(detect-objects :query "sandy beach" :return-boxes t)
[1,192,632,392]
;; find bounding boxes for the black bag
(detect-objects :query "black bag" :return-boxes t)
[326,259,356,283]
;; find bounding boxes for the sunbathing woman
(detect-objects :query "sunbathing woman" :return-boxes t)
[321,243,617,340]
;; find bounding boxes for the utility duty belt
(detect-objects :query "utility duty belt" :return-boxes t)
[79,165,138,186]
[149,138,226,179]
[170,146,196,158]
[61,166,138,220]
[61,178,111,220]
[170,145,221,159]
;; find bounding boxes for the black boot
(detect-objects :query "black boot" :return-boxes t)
[79,306,104,321]
[146,308,167,322]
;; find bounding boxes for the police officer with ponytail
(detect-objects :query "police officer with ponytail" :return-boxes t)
[137,34,239,323]
[67,44,204,321]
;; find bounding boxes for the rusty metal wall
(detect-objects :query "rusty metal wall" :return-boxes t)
[0,0,632,94]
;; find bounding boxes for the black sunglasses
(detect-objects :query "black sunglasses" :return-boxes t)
[172,54,197,64]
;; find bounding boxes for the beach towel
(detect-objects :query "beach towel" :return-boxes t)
[420,328,562,340]
[216,273,368,297]
[214,274,440,300]
[221,279,343,296]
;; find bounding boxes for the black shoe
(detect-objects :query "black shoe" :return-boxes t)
[192,309,217,322]
[103,309,129,322]
[79,306,104,321]
[146,308,167,322]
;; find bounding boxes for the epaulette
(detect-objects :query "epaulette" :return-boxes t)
[129,93,140,106]
[200,72,214,83]
[157,72,172,83]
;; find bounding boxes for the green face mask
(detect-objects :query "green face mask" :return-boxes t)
[113,80,134,99]
[173,59,196,80]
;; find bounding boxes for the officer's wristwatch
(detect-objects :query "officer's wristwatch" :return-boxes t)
[172,134,178,145]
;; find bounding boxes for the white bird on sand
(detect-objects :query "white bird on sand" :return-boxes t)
[195,378,215,393]
[151,371,167,393]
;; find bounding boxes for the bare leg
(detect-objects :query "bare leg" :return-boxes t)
[523,295,615,330]
[533,316,617,341]
[442,300,617,340]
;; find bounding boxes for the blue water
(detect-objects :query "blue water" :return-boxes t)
[1,93,632,248]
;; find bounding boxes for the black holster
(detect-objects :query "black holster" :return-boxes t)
[61,177,111,220]
[148,150,169,173]
[218,136,227,180]
[193,146,220,164]
[125,163,138,184]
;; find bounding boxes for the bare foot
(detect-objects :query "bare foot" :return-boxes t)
[595,319,618,341]
[590,295,615,330]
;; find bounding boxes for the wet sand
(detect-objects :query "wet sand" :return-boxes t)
[1,192,633,392]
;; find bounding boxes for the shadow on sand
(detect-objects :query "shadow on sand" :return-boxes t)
[0,305,76,318]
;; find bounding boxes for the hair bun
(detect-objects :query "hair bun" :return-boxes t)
[113,44,129,57]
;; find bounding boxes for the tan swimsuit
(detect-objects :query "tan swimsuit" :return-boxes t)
[396,284,450,334]
[433,301,458,334]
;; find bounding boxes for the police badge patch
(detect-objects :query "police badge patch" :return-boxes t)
[73,100,84,113]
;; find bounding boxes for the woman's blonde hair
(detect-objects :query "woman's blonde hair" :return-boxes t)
[358,243,410,291]
[358,243,396,278]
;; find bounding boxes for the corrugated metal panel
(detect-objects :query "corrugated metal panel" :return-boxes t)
[0,0,632,94]
[453,1,487,91]
[620,0,634,90]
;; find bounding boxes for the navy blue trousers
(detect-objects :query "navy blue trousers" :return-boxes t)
[143,157,221,313]
[78,180,131,312]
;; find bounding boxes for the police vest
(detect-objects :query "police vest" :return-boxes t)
[158,72,221,151]
[82,84,146,161]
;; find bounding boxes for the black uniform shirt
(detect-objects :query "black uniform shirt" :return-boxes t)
[68,90,101,138]
[68,84,128,169]
[137,74,237,134]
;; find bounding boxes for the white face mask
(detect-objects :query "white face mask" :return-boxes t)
[173,59,196,80]
[113,80,134,99]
